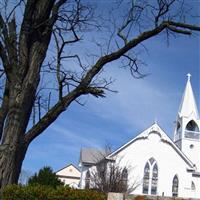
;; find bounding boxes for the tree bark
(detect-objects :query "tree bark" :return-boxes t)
[0,1,67,194]
[0,81,33,191]
[0,141,27,189]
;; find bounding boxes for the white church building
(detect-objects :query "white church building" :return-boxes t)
[79,74,200,198]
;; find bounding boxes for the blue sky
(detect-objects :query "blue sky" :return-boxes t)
[22,2,200,175]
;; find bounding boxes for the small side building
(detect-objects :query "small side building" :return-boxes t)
[79,148,109,189]
[56,164,81,188]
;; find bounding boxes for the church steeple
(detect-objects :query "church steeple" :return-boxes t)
[174,74,200,170]
[178,74,199,119]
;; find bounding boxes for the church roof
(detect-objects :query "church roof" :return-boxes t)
[178,74,199,119]
[79,148,108,165]
[107,123,195,169]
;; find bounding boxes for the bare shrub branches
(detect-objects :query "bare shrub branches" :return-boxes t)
[87,146,140,193]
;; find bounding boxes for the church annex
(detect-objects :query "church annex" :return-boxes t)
[79,74,200,198]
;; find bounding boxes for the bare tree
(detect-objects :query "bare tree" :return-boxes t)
[86,145,139,193]
[89,158,139,194]
[0,0,199,193]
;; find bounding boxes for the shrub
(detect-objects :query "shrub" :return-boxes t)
[2,184,106,200]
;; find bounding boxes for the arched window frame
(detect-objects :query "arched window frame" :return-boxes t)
[142,158,158,195]
[143,162,150,194]
[122,168,128,181]
[172,175,179,197]
[175,121,181,140]
[191,181,195,191]
[185,120,200,139]
[85,170,90,189]
[151,162,158,195]
[186,120,199,132]
[176,122,181,132]
[122,168,128,191]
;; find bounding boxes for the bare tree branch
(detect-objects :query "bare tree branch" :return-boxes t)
[168,21,200,31]
[25,18,200,144]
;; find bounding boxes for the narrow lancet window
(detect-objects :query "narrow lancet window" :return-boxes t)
[191,181,195,191]
[172,175,179,197]
[122,168,128,191]
[151,163,158,195]
[143,162,150,194]
[175,122,181,141]
[85,170,90,189]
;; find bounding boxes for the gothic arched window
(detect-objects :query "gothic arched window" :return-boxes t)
[185,120,199,139]
[143,158,158,195]
[151,163,158,195]
[176,122,181,132]
[175,122,181,140]
[122,168,128,181]
[85,170,90,189]
[149,157,155,165]
[191,181,195,191]
[143,162,150,194]
[122,168,128,191]
[172,175,179,197]
[186,120,199,132]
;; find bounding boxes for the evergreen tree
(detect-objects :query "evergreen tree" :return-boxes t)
[28,167,63,188]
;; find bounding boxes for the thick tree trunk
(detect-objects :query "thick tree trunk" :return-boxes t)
[0,142,27,188]
[0,75,37,194]
[0,0,60,193]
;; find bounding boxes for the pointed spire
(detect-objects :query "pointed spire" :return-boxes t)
[178,74,199,118]
[187,73,191,81]
[154,117,157,124]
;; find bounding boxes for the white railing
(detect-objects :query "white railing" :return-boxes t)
[175,130,200,141]
[185,130,200,140]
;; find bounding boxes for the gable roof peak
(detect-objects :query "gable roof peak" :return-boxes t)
[55,163,80,173]
[107,122,195,169]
